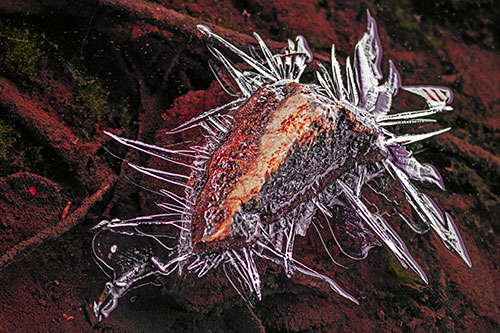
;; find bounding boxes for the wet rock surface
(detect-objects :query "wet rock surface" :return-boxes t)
[0,0,498,331]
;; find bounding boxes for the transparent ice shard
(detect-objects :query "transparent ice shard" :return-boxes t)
[387,145,445,190]
[315,8,469,270]
[385,127,451,146]
[197,23,312,86]
[320,197,381,261]
[402,85,454,109]
[354,10,383,110]
[254,240,359,305]
[337,180,428,283]
[224,248,262,303]
[384,160,471,267]
[92,228,162,320]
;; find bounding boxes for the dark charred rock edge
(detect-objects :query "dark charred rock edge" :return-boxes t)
[245,109,381,225]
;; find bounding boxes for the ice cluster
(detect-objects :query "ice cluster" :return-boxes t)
[92,11,470,320]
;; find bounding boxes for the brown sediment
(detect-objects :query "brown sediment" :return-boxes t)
[0,76,109,190]
[0,179,114,270]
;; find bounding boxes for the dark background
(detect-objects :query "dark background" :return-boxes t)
[0,0,498,331]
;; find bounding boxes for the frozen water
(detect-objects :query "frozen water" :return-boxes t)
[92,10,470,320]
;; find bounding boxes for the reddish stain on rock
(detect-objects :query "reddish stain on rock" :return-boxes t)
[0,173,66,253]
[29,186,36,196]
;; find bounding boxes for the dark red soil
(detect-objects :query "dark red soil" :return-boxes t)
[0,0,498,332]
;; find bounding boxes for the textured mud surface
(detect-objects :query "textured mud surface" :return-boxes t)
[0,0,498,331]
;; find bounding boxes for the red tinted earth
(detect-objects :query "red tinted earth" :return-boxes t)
[0,0,498,331]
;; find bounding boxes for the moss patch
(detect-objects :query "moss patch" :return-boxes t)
[447,159,491,197]
[1,17,135,140]
[387,252,422,284]
[67,64,108,120]
[0,117,43,177]
[375,0,442,51]
[62,62,135,138]
[0,119,17,161]
[306,35,330,54]
[0,19,46,76]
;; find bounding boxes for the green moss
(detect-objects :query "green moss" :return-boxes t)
[64,63,135,138]
[376,0,441,51]
[218,19,238,32]
[0,118,36,177]
[0,119,17,161]
[0,20,46,76]
[109,98,134,133]
[306,35,330,54]
[447,159,490,195]
[387,252,421,284]
[80,80,108,118]
[0,18,108,120]
[66,64,108,119]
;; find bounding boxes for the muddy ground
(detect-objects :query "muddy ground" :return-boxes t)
[0,0,498,331]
